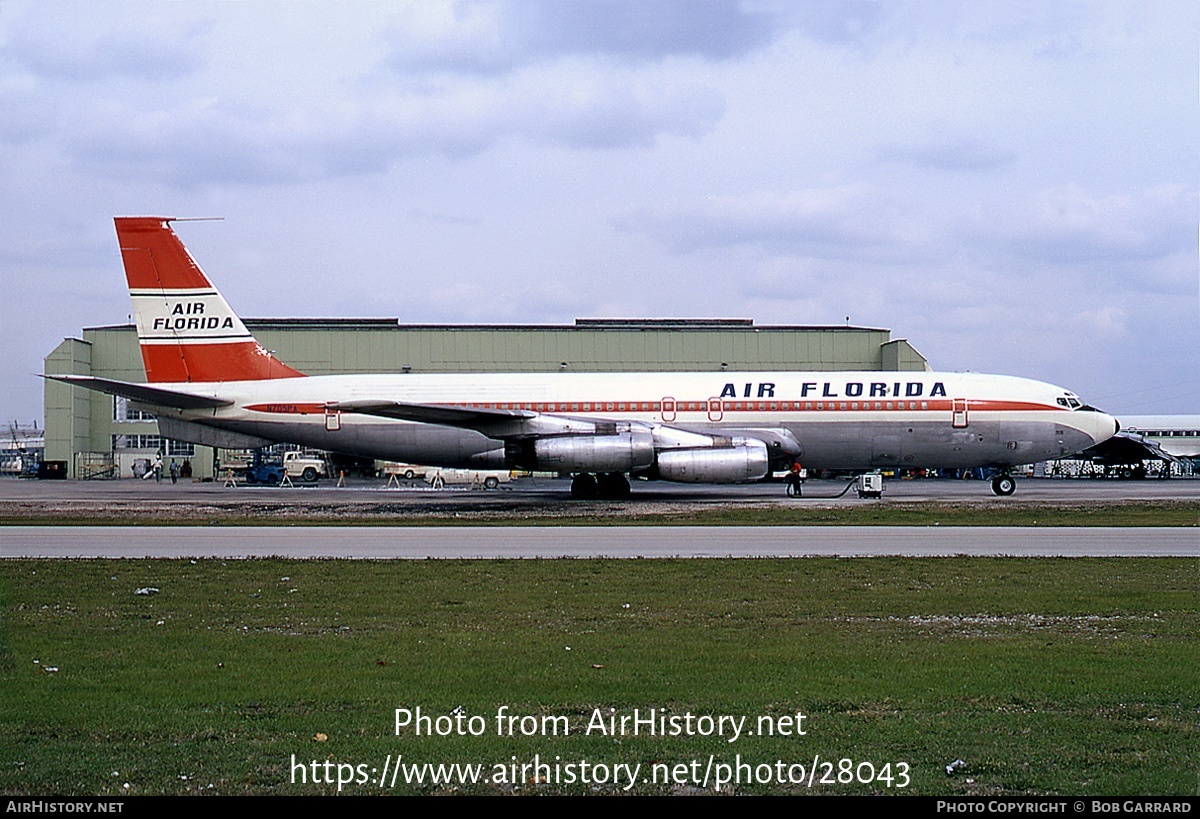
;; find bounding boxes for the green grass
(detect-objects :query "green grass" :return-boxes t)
[1,559,1196,795]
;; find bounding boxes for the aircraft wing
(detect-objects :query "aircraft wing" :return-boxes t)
[43,375,232,410]
[333,399,799,470]
[332,400,535,426]
[333,399,629,440]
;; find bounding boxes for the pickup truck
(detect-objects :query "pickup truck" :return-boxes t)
[225,450,327,485]
[282,451,326,483]
[425,468,513,490]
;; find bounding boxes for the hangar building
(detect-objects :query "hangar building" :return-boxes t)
[43,318,929,479]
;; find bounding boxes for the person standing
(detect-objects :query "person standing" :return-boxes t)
[786,461,804,497]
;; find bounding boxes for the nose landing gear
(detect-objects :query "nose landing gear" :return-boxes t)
[991,474,1016,496]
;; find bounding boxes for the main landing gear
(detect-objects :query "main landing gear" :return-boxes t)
[570,472,631,500]
[991,474,1016,496]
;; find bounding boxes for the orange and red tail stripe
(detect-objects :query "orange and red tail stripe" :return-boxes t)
[116,217,304,383]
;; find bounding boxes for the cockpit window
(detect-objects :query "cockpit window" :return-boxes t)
[1057,398,1069,407]
[1067,398,1080,408]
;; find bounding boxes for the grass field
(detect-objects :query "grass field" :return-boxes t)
[1,557,1196,795]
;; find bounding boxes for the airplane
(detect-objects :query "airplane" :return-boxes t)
[47,217,1121,498]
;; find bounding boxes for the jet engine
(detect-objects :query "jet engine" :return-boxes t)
[655,438,769,483]
[531,430,655,473]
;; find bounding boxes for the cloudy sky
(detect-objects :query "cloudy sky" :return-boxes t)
[2,1,1196,426]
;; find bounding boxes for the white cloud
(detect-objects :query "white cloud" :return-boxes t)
[875,136,1015,171]
[383,0,780,74]
[60,57,724,186]
[5,11,208,81]
[965,184,1196,266]
[0,0,1196,423]
[615,184,937,263]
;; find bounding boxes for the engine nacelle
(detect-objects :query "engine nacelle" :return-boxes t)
[655,439,769,483]
[533,431,655,473]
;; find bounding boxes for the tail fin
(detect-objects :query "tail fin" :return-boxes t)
[115,217,305,383]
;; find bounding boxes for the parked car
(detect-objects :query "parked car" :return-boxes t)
[378,462,427,480]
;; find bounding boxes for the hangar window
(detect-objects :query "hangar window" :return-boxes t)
[113,396,155,422]
[111,434,163,451]
[167,439,195,457]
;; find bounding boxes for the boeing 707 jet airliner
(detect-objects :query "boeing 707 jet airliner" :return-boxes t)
[48,218,1119,498]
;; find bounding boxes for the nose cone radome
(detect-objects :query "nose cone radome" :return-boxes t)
[1090,412,1120,446]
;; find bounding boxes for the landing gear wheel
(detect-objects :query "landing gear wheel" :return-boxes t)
[597,472,631,499]
[570,473,598,500]
[991,475,1016,496]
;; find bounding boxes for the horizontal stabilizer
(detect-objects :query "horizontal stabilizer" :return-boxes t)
[44,374,232,410]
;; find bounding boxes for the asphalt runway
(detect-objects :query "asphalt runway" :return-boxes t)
[1,474,1196,507]
[3,525,1195,558]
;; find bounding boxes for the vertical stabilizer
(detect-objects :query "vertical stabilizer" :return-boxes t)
[115,217,305,383]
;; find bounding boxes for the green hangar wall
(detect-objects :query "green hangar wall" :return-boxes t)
[44,318,929,478]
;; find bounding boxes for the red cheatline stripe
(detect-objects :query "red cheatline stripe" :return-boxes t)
[244,398,1057,414]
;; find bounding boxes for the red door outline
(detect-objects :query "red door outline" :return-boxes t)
[951,398,968,428]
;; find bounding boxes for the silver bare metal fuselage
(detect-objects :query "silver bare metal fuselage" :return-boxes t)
[152,370,1118,476]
